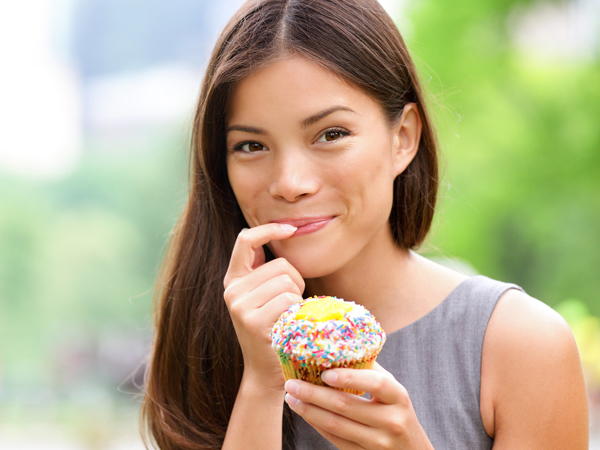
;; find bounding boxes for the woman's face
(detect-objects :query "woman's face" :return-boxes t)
[226,57,419,278]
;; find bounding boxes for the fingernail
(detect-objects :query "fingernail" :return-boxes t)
[321,371,338,384]
[285,379,300,395]
[285,393,299,407]
[279,224,297,232]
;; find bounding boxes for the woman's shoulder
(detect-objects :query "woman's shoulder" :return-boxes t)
[485,288,577,371]
[488,288,571,343]
[480,288,588,447]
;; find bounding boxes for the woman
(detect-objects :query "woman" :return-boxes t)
[141,0,588,449]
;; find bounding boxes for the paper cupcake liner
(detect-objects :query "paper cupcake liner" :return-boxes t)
[277,350,381,396]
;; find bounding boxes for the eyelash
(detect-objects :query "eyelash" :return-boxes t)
[232,127,350,153]
[316,127,350,143]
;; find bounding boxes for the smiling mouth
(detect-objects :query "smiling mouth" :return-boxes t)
[272,216,335,237]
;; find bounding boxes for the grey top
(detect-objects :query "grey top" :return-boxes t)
[290,275,523,450]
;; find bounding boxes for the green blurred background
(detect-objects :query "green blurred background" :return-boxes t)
[1,0,599,447]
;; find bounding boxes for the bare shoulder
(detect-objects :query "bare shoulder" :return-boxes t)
[480,288,589,449]
[487,289,574,352]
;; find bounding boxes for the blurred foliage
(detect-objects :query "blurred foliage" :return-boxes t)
[0,128,188,389]
[409,0,600,313]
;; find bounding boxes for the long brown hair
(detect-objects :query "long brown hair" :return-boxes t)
[141,0,439,448]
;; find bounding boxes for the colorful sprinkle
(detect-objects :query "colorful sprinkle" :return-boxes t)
[270,296,386,367]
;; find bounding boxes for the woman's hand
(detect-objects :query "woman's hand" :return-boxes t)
[284,363,434,449]
[223,223,304,391]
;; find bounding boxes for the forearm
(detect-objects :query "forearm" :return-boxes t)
[223,373,286,450]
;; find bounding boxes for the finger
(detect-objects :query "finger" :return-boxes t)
[308,422,361,450]
[251,242,266,270]
[321,368,406,405]
[224,258,305,309]
[249,274,303,307]
[368,363,397,404]
[285,379,378,427]
[224,224,297,285]
[286,394,376,448]
[259,292,303,322]
[372,361,394,378]
[223,258,305,307]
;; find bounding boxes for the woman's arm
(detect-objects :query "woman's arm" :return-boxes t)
[223,374,286,450]
[222,224,304,450]
[481,289,589,449]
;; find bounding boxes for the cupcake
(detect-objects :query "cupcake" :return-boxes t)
[270,295,386,395]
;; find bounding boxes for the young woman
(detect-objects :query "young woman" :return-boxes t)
[141,0,589,449]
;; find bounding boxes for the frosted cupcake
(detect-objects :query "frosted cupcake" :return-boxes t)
[270,296,386,395]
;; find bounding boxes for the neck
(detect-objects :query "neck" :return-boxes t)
[304,224,416,331]
[304,224,468,334]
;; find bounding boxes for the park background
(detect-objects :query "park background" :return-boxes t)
[1,0,599,448]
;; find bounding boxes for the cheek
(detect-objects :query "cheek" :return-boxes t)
[328,143,396,220]
[227,164,263,224]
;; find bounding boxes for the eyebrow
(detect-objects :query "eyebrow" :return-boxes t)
[226,105,357,135]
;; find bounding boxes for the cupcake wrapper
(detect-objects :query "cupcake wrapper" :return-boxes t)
[277,350,381,396]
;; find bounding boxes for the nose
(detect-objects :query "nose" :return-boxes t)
[268,149,319,202]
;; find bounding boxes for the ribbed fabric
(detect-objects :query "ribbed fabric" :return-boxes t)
[291,275,523,450]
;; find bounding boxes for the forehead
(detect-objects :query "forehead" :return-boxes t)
[227,57,384,125]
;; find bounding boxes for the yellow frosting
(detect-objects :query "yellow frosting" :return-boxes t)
[295,296,352,321]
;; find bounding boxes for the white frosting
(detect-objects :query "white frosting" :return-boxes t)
[270,297,386,367]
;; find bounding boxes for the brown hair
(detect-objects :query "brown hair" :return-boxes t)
[141,0,438,448]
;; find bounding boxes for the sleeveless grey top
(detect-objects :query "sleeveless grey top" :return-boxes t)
[290,275,523,450]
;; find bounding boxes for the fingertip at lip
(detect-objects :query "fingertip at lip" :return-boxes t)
[271,216,336,228]
[270,216,335,237]
[279,223,298,232]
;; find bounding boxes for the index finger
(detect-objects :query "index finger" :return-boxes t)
[372,361,394,378]
[225,223,297,282]
[321,367,405,405]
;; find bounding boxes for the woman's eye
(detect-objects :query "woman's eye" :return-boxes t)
[235,142,267,152]
[316,128,349,143]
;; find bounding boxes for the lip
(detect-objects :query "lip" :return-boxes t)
[271,216,335,237]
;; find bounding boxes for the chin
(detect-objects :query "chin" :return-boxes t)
[269,241,343,280]
[289,259,339,280]
[293,261,335,280]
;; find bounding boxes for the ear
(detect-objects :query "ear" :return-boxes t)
[391,103,422,177]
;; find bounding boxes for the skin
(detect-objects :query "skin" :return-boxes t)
[222,57,588,449]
